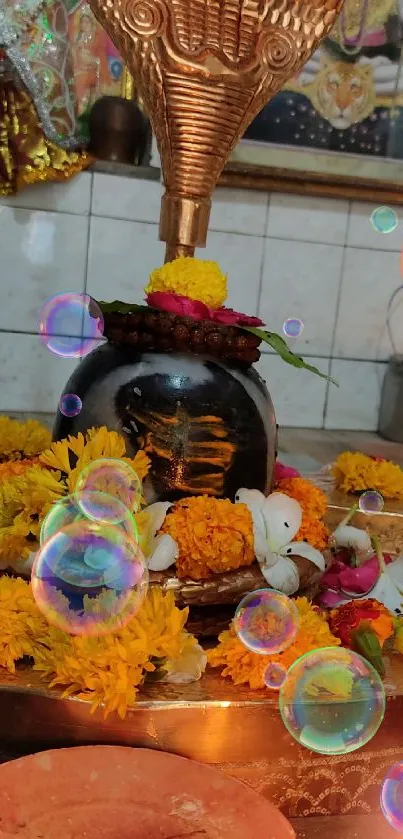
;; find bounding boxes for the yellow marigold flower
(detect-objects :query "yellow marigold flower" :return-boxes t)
[40,426,150,495]
[162,495,254,580]
[0,467,65,560]
[208,597,340,689]
[333,451,403,501]
[278,476,329,550]
[0,578,198,719]
[145,257,228,308]
[0,417,51,462]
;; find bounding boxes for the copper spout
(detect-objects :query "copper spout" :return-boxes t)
[89,0,344,264]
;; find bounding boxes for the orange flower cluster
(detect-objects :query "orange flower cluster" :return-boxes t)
[277,476,329,550]
[162,495,254,580]
[333,451,403,500]
[208,597,340,689]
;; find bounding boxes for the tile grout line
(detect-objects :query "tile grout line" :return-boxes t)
[255,192,271,316]
[322,200,352,427]
[84,174,95,300]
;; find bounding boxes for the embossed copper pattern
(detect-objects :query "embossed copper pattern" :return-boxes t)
[88,0,344,260]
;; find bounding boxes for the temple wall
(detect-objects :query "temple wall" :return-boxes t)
[0,171,400,430]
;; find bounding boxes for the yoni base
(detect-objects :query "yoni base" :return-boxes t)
[0,658,402,825]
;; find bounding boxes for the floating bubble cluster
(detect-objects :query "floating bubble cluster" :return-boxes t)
[370,207,398,234]
[234,589,299,655]
[279,647,385,755]
[264,661,287,690]
[32,520,148,636]
[283,318,304,339]
[359,490,384,514]
[59,393,82,418]
[381,763,403,833]
[39,293,104,358]
[40,492,138,544]
[75,458,142,515]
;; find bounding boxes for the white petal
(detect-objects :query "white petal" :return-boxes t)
[162,643,207,684]
[262,493,302,551]
[281,541,325,572]
[236,488,267,563]
[385,557,403,594]
[333,525,371,553]
[144,501,172,534]
[147,533,178,571]
[260,555,300,595]
[370,572,403,613]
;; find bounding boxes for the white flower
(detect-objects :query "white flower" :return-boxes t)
[162,642,207,685]
[235,489,325,595]
[135,502,178,572]
[332,524,372,554]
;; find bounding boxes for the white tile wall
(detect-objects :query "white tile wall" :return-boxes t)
[0,169,399,430]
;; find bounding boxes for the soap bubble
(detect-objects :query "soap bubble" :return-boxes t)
[39,292,104,358]
[40,492,138,545]
[279,647,385,755]
[32,520,148,635]
[359,490,384,514]
[264,661,287,690]
[75,458,142,515]
[283,318,304,339]
[370,206,398,234]
[381,762,403,832]
[234,589,299,655]
[59,393,82,418]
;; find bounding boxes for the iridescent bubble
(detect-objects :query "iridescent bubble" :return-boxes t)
[370,206,398,234]
[279,647,385,755]
[59,393,82,418]
[264,661,287,690]
[32,520,148,635]
[39,293,104,358]
[75,458,142,515]
[283,318,304,339]
[40,492,138,545]
[381,762,403,832]
[359,490,384,514]
[234,589,299,655]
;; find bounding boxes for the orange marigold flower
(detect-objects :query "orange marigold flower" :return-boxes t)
[208,597,340,689]
[277,476,329,550]
[333,451,403,500]
[329,599,393,648]
[162,495,254,580]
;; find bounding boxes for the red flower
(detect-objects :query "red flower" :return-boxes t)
[274,461,300,483]
[329,599,393,649]
[146,291,264,327]
[146,292,210,320]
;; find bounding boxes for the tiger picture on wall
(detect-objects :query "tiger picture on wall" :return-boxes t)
[244,0,403,161]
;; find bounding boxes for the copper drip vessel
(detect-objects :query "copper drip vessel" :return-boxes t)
[89,0,343,261]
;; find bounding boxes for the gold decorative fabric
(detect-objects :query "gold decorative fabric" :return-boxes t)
[0,75,92,196]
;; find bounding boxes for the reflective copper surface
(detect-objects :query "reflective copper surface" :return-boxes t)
[88,0,344,261]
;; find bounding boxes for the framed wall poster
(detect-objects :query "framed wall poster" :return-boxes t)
[222,0,403,204]
[66,0,132,117]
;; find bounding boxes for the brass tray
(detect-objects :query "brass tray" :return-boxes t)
[0,656,403,821]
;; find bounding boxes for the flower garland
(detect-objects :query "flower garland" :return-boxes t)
[0,576,203,718]
[333,451,403,500]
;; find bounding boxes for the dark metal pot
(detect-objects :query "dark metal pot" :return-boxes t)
[53,344,277,503]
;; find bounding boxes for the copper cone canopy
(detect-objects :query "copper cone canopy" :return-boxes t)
[89,0,344,261]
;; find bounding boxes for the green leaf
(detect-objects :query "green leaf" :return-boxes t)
[97,300,150,315]
[244,327,338,385]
